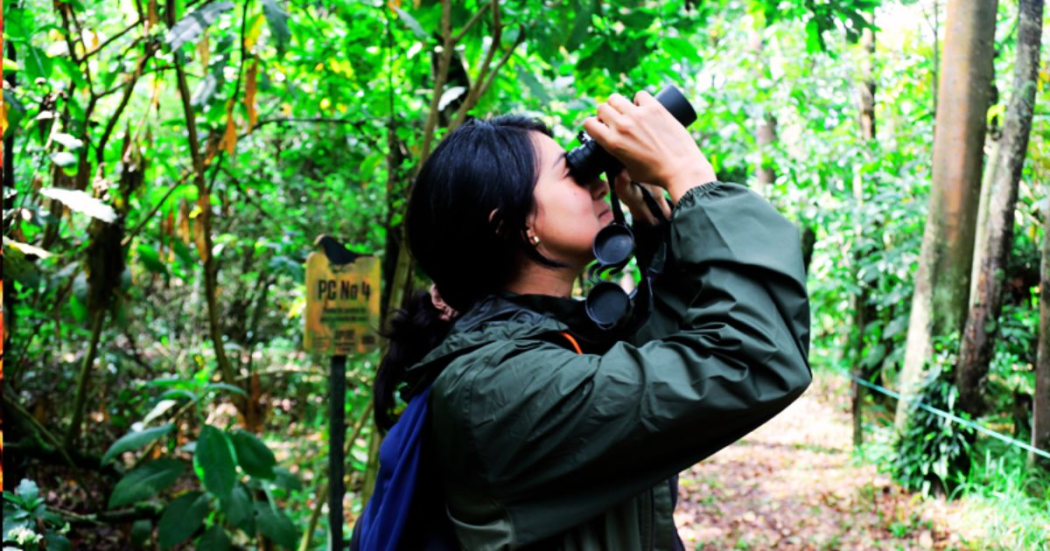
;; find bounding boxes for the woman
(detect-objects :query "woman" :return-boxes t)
[373,92,811,549]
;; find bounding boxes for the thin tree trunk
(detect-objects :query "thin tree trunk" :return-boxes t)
[756,117,776,191]
[957,0,1043,417]
[1036,200,1050,467]
[749,28,776,194]
[896,0,999,430]
[852,24,876,449]
[64,310,106,449]
[969,140,1000,307]
[168,0,244,416]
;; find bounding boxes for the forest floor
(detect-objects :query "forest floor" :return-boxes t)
[674,374,988,551]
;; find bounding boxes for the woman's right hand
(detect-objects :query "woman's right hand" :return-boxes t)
[583,91,717,204]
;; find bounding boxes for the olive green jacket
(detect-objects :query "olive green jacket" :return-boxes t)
[404,182,812,550]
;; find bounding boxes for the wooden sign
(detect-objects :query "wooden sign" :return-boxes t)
[304,253,381,355]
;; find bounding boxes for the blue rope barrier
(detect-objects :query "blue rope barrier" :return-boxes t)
[840,371,1050,461]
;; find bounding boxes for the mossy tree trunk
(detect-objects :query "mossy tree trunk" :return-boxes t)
[957,0,1044,418]
[896,0,999,431]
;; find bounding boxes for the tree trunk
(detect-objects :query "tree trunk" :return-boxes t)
[749,29,776,194]
[755,116,776,191]
[957,0,1043,417]
[851,24,877,449]
[168,0,245,417]
[969,140,999,307]
[1037,204,1050,467]
[896,0,998,431]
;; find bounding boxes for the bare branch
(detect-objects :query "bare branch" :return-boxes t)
[475,26,525,107]
[121,171,193,246]
[451,2,492,45]
[97,43,159,165]
[82,18,146,62]
[449,0,503,131]
[419,0,454,165]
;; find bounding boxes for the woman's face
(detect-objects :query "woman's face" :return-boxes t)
[528,132,613,269]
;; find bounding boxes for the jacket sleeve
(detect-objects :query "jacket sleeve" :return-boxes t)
[436,182,811,544]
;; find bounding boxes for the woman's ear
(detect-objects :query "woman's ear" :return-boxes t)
[488,209,504,235]
[523,227,541,246]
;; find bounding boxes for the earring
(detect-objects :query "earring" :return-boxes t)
[530,234,541,246]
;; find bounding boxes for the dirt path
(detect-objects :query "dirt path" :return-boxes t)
[674,378,975,550]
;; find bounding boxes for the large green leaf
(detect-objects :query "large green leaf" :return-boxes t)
[271,467,302,493]
[229,430,276,480]
[22,44,53,81]
[565,0,594,50]
[2,90,25,139]
[136,244,170,276]
[262,0,291,54]
[221,483,252,529]
[39,188,117,223]
[108,459,185,509]
[194,425,237,502]
[45,534,71,551]
[393,7,426,40]
[254,501,298,549]
[102,424,176,464]
[14,479,42,509]
[158,491,209,550]
[197,525,231,551]
[130,519,153,547]
[165,2,235,51]
[204,382,248,397]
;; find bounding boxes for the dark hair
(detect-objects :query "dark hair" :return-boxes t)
[374,115,560,430]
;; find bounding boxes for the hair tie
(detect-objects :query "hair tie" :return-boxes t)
[429,284,460,322]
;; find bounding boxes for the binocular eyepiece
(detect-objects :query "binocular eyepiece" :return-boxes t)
[565,86,698,184]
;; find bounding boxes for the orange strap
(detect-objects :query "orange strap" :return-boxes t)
[559,332,583,355]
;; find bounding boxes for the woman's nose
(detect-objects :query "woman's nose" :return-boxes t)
[590,178,609,201]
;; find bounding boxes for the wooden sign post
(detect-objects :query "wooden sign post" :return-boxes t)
[304,236,380,549]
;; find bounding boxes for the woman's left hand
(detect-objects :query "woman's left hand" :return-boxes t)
[612,169,673,226]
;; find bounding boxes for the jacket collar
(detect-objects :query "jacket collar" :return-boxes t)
[404,291,608,388]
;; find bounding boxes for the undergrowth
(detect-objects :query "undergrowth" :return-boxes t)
[809,361,1050,550]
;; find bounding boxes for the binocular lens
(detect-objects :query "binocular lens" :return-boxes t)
[593,224,634,268]
[585,281,631,330]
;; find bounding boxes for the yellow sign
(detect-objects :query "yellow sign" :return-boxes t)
[304,253,381,355]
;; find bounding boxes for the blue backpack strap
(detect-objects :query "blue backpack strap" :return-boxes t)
[351,384,434,550]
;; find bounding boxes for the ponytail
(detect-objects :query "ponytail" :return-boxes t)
[373,290,453,432]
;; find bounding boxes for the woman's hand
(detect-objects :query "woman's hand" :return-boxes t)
[583,91,717,204]
[611,170,672,226]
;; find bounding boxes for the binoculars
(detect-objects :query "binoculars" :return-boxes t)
[564,86,698,331]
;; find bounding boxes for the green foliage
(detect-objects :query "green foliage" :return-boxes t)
[102,423,176,464]
[254,500,299,549]
[158,491,209,550]
[109,459,186,509]
[3,480,71,551]
[165,2,236,51]
[230,430,278,480]
[4,0,1048,547]
[195,425,238,503]
[891,337,975,496]
[954,445,1050,548]
[199,524,234,551]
